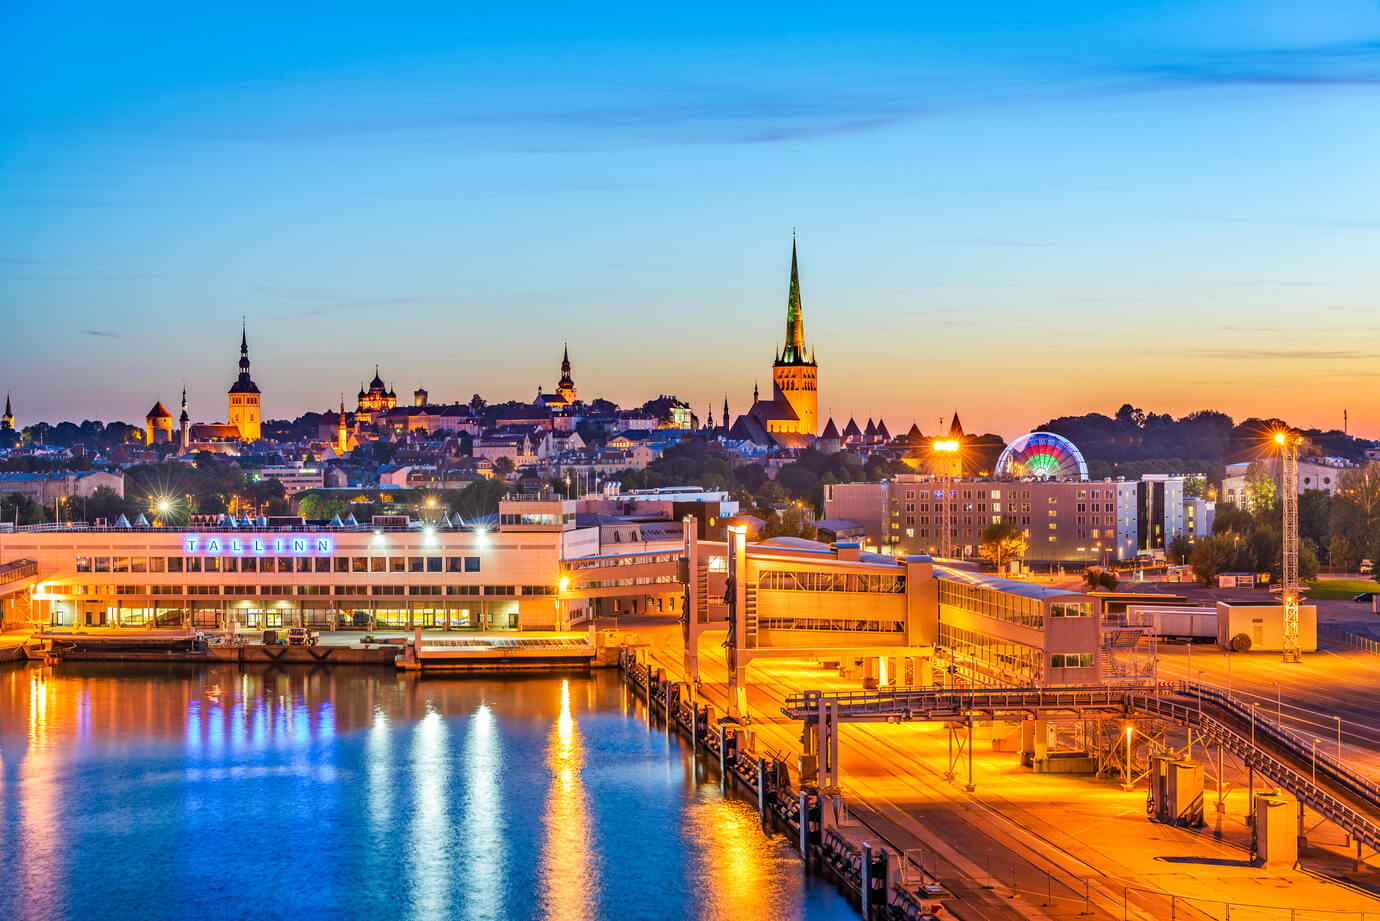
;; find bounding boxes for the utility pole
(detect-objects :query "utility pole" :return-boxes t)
[1277,432,1301,663]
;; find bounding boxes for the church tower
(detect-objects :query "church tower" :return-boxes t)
[1,393,12,431]
[337,396,349,455]
[556,343,577,404]
[178,386,190,454]
[771,237,818,436]
[227,322,262,441]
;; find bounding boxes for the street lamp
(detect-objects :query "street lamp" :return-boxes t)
[932,439,960,560]
[1124,725,1133,790]
[1334,715,1343,763]
[1312,738,1320,784]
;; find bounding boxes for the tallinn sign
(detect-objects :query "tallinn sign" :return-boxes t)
[184,536,335,556]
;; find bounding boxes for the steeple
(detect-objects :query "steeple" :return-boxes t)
[753,381,760,403]
[179,386,189,423]
[556,343,576,403]
[778,235,811,366]
[1,392,12,431]
[722,394,729,428]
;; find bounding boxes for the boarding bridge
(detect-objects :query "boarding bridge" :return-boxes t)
[782,681,1380,855]
[0,559,39,628]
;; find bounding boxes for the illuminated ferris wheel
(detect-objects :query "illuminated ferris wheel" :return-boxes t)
[995,432,1089,480]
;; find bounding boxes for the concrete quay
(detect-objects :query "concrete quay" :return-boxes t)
[626,620,1380,921]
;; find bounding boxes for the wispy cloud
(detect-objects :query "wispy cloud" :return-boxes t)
[86,330,119,338]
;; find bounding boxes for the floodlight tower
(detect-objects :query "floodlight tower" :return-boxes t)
[1276,431,1302,663]
[933,439,960,559]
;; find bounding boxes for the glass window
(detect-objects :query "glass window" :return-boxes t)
[409,556,424,572]
[131,557,147,573]
[334,557,348,573]
[113,556,130,573]
[370,556,386,573]
[352,557,368,573]
[150,556,166,572]
[465,556,481,573]
[205,557,221,573]
[240,557,256,573]
[223,557,238,573]
[76,556,92,572]
[167,557,184,573]
[390,557,406,573]
[296,557,312,573]
[277,557,292,573]
[186,557,202,573]
[314,557,330,573]
[447,556,463,573]
[94,557,111,572]
[427,557,442,573]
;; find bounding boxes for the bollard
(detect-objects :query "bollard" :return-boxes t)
[861,841,874,919]
[756,756,768,820]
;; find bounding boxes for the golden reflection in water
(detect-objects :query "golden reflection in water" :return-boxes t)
[462,702,502,920]
[539,679,596,921]
[409,707,450,921]
[28,669,47,745]
[684,797,794,921]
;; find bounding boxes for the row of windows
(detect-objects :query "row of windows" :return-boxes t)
[757,616,904,633]
[937,579,1045,628]
[1050,653,1095,668]
[496,512,573,526]
[1049,602,1093,618]
[76,555,482,574]
[758,570,906,594]
[939,623,1041,686]
[55,584,537,597]
[905,488,1119,501]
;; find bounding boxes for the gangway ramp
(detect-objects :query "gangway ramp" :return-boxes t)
[783,682,1380,852]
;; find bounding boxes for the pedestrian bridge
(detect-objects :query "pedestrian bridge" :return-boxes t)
[782,681,1380,853]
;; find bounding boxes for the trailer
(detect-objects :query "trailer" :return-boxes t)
[1127,605,1218,643]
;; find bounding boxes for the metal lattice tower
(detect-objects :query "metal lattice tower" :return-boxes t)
[1280,433,1301,663]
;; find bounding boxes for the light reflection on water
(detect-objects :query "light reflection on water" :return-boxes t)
[0,664,857,921]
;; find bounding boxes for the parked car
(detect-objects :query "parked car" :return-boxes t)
[1352,592,1376,603]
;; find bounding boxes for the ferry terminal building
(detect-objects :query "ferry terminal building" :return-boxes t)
[0,496,1104,688]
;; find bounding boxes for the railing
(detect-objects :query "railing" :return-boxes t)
[0,558,38,582]
[782,685,1135,721]
[1170,680,1380,812]
[1319,623,1380,656]
[1129,692,1380,851]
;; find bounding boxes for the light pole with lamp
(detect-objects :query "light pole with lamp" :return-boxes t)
[1312,738,1320,784]
[932,439,960,560]
[1335,715,1343,763]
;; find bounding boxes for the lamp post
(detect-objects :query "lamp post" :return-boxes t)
[1124,725,1133,790]
[1335,715,1343,763]
[1273,680,1281,724]
[1312,738,1320,784]
[933,439,960,560]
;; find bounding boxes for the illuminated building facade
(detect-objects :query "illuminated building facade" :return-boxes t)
[732,238,819,448]
[145,401,173,445]
[227,324,262,441]
[2,497,595,632]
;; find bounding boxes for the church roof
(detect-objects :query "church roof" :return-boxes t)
[369,367,385,389]
[146,401,172,420]
[820,417,840,440]
[948,412,965,439]
[863,418,877,439]
[906,422,925,443]
[842,417,862,439]
[776,237,815,367]
[877,419,892,441]
[228,379,260,394]
[748,398,799,423]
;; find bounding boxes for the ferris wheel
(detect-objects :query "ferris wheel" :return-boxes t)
[995,432,1088,480]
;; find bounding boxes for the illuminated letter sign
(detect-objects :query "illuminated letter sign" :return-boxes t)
[291,538,307,553]
[252,539,266,554]
[184,537,198,553]
[188,534,334,556]
[272,538,285,553]
[229,539,243,554]
[206,538,221,553]
[316,538,332,553]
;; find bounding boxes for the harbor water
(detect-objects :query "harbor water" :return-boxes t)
[0,664,857,921]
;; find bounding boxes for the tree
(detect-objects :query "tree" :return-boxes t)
[1243,460,1276,512]
[1167,534,1192,566]
[761,506,817,541]
[492,456,515,477]
[978,521,1028,573]
[1328,534,1360,574]
[1190,535,1235,587]
[297,492,351,521]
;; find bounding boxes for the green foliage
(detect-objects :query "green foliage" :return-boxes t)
[1327,534,1360,573]
[761,507,818,541]
[0,492,49,525]
[1166,534,1192,566]
[979,521,1027,572]
[1081,568,1117,591]
[1189,534,1236,586]
[297,493,352,521]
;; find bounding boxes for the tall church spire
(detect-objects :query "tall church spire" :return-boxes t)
[778,235,811,366]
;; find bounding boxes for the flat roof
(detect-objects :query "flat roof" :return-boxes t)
[934,564,1090,601]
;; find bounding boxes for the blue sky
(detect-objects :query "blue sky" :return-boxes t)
[3,1,1379,437]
